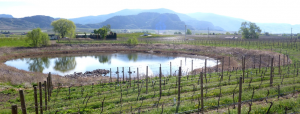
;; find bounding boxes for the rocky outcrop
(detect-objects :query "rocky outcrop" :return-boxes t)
[65,69,109,78]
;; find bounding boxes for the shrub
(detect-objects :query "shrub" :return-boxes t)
[127,37,138,45]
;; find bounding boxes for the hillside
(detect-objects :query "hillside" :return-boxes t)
[76,12,223,30]
[70,8,197,25]
[0,15,54,29]
[187,12,246,31]
[70,8,224,30]
[76,13,187,30]
[0,14,13,18]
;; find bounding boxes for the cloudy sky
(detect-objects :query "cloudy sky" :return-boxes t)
[0,0,299,24]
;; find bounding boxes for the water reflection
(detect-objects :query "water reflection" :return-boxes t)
[94,55,111,64]
[4,53,217,76]
[127,53,138,61]
[26,57,50,72]
[53,57,76,73]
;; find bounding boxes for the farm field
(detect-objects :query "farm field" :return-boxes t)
[0,36,300,114]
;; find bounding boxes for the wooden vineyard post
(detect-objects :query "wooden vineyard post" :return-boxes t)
[110,68,112,83]
[47,77,50,102]
[117,67,119,83]
[222,57,224,80]
[176,67,182,113]
[283,54,285,66]
[205,59,207,79]
[170,62,172,77]
[34,87,38,114]
[11,105,18,114]
[217,59,219,72]
[242,56,245,83]
[159,66,162,98]
[137,67,139,88]
[279,55,281,75]
[136,68,140,85]
[287,55,289,65]
[229,57,231,71]
[129,67,131,87]
[19,90,27,114]
[270,58,274,87]
[200,72,204,114]
[44,81,47,110]
[146,66,148,94]
[259,55,261,72]
[192,60,193,73]
[254,55,255,68]
[122,67,124,83]
[238,77,242,114]
[48,72,52,97]
[39,82,43,114]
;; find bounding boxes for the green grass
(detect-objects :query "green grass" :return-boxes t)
[1,37,300,113]
[0,37,28,47]
[117,33,174,38]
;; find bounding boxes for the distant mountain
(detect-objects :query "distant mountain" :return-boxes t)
[70,8,198,24]
[0,14,13,18]
[0,15,54,29]
[256,23,300,34]
[76,12,189,30]
[187,12,246,31]
[73,9,224,31]
[184,20,224,31]
[187,12,300,33]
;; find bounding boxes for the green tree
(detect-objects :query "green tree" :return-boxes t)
[178,32,182,34]
[239,22,261,39]
[297,33,300,38]
[174,32,178,34]
[226,32,231,35]
[264,32,270,36]
[84,32,87,38]
[186,29,192,35]
[98,28,107,39]
[94,29,99,39]
[25,28,49,47]
[51,19,76,41]
[106,24,111,32]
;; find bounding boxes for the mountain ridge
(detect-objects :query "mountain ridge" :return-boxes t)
[0,14,13,18]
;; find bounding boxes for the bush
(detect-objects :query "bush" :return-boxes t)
[26,28,50,47]
[127,37,138,45]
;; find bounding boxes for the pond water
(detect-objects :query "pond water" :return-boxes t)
[4,53,217,77]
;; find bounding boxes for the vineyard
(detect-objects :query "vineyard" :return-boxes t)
[1,37,300,114]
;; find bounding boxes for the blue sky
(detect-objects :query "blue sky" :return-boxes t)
[0,0,299,25]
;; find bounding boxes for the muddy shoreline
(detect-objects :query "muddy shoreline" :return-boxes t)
[0,44,289,88]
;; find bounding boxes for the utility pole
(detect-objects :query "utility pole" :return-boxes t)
[208,27,209,38]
